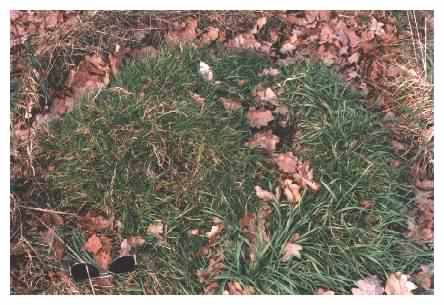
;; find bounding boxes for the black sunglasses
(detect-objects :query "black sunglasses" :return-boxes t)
[70,255,136,281]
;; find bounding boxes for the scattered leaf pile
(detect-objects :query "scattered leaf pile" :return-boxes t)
[195,217,225,294]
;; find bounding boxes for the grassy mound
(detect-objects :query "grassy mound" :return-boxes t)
[36,47,432,294]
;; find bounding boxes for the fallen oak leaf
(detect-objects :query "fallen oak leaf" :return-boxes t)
[224,281,256,295]
[413,265,433,289]
[146,220,164,241]
[206,223,224,244]
[246,130,280,153]
[351,275,385,295]
[281,241,303,262]
[199,26,219,45]
[292,160,320,192]
[281,178,302,205]
[165,18,198,46]
[416,179,433,191]
[348,52,360,65]
[80,212,114,232]
[188,228,200,237]
[225,33,261,50]
[95,249,112,271]
[316,287,335,295]
[273,152,299,173]
[246,108,274,128]
[127,235,145,247]
[83,233,103,255]
[385,272,417,295]
[259,67,280,77]
[119,238,131,256]
[48,271,79,294]
[191,93,206,107]
[219,97,242,111]
[41,211,64,226]
[252,86,279,106]
[251,16,267,34]
[255,185,276,202]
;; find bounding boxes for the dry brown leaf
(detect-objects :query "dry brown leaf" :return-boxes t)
[316,287,335,295]
[147,221,164,240]
[196,250,225,294]
[95,249,112,271]
[255,185,276,202]
[129,46,159,60]
[48,271,80,294]
[273,152,298,173]
[206,223,224,244]
[414,265,433,289]
[251,16,267,34]
[165,18,198,46]
[191,93,206,107]
[246,130,280,153]
[348,52,360,64]
[351,275,385,295]
[391,140,406,152]
[219,97,242,111]
[224,281,256,295]
[257,205,272,243]
[226,33,260,50]
[253,86,280,106]
[128,235,145,247]
[416,179,433,191]
[80,212,113,232]
[360,200,374,209]
[259,67,280,77]
[119,238,131,257]
[319,24,335,44]
[280,42,297,54]
[246,108,274,128]
[199,26,219,45]
[240,205,272,264]
[41,212,64,226]
[385,272,417,295]
[83,233,103,255]
[188,228,200,236]
[282,178,302,204]
[281,242,303,261]
[293,160,321,192]
[369,17,385,37]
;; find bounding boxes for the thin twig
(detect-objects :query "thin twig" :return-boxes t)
[18,205,78,216]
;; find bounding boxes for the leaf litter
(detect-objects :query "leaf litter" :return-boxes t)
[10,10,433,295]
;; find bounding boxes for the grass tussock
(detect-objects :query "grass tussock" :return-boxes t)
[25,47,432,294]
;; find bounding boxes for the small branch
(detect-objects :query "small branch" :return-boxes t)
[18,205,78,216]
